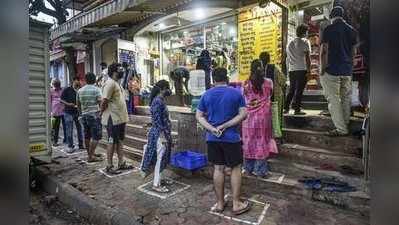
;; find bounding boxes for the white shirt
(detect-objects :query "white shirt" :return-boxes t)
[286,37,311,72]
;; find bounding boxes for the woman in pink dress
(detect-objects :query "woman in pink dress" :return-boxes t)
[242,59,278,178]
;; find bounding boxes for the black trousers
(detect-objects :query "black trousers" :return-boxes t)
[285,70,308,111]
[52,115,66,144]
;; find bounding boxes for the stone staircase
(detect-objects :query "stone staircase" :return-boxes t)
[99,106,369,217]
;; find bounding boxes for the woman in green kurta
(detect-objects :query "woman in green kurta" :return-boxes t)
[260,52,287,140]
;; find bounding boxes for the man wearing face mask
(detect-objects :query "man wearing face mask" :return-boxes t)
[101,63,134,175]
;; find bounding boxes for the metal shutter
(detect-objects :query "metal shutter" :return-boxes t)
[29,21,51,158]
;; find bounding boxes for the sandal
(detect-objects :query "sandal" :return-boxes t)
[232,201,251,216]
[105,166,122,175]
[327,129,348,137]
[94,153,103,158]
[210,202,228,213]
[152,185,170,193]
[160,179,174,186]
[117,161,134,170]
[87,157,103,163]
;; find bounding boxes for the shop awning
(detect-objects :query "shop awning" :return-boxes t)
[50,0,194,40]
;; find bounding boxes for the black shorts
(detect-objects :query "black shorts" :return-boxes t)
[207,142,243,168]
[82,114,102,141]
[106,117,126,144]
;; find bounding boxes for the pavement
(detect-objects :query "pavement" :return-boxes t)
[34,144,369,225]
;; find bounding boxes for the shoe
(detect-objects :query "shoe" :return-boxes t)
[294,110,306,115]
[78,145,85,150]
[53,143,59,147]
[283,109,289,114]
[66,147,76,154]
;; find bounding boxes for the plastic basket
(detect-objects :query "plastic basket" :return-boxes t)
[170,151,207,170]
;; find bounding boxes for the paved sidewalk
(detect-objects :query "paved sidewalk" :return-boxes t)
[37,145,369,225]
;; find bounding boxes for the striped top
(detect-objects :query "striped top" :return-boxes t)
[77,84,101,115]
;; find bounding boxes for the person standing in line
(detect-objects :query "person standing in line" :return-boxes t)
[50,79,66,146]
[242,60,278,178]
[320,6,358,136]
[196,68,251,215]
[101,63,134,175]
[259,52,287,137]
[285,24,311,115]
[77,72,103,162]
[140,80,173,193]
[196,49,212,90]
[61,77,84,153]
[97,62,109,88]
[121,62,134,115]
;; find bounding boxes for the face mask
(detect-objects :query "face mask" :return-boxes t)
[163,89,172,97]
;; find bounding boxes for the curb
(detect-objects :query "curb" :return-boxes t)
[35,167,142,225]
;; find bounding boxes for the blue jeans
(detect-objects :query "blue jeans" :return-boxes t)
[64,112,83,148]
[244,159,269,176]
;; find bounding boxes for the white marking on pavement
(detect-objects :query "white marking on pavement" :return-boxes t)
[208,194,271,225]
[98,167,138,178]
[137,179,191,199]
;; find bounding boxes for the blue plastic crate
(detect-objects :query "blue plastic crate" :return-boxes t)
[170,151,207,171]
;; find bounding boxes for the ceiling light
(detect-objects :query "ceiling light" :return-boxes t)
[194,8,205,20]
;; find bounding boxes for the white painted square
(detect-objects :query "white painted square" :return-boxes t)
[137,179,191,199]
[55,146,86,156]
[208,194,271,225]
[245,172,285,184]
[98,167,139,178]
[77,153,106,165]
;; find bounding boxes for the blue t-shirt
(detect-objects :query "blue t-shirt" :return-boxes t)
[322,19,357,76]
[197,86,246,143]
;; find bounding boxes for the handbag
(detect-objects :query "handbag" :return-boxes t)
[271,101,282,138]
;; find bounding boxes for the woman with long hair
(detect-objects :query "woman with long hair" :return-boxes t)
[242,59,278,178]
[140,80,173,193]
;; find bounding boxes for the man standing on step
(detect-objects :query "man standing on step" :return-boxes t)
[196,68,251,215]
[320,6,358,136]
[77,72,103,162]
[285,24,311,115]
[101,63,134,175]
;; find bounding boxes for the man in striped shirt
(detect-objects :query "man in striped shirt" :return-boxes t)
[77,72,103,162]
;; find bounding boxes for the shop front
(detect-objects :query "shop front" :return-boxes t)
[133,0,288,89]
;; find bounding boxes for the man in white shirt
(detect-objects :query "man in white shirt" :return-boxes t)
[285,24,311,115]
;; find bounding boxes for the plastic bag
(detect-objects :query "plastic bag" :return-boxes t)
[271,101,282,138]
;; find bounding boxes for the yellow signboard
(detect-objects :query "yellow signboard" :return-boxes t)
[238,4,282,81]
[30,143,46,153]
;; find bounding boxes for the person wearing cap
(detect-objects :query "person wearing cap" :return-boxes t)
[320,6,358,136]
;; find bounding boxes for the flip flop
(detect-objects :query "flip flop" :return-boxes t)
[117,162,134,170]
[210,202,228,213]
[94,153,103,158]
[87,157,103,163]
[232,201,251,216]
[152,185,170,193]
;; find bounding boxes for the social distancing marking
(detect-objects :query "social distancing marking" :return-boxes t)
[137,179,191,199]
[245,172,285,184]
[208,194,271,225]
[77,153,106,165]
[98,167,139,178]
[55,146,86,156]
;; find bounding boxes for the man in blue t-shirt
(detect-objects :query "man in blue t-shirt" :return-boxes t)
[196,68,251,215]
[320,6,358,136]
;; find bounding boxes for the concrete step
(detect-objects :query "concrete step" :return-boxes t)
[125,123,178,139]
[283,128,362,155]
[278,143,363,171]
[302,101,328,110]
[267,157,365,190]
[302,94,327,102]
[129,115,178,131]
[284,114,363,132]
[135,106,191,119]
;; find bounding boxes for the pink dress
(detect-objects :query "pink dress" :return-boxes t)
[242,79,278,160]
